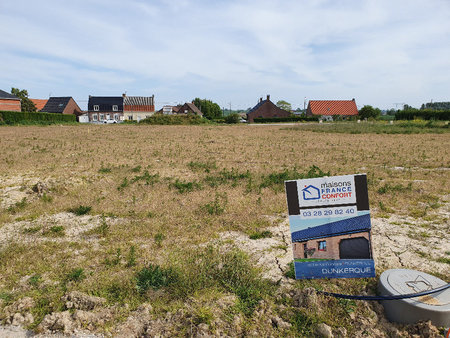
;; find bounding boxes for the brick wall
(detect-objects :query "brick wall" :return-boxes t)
[0,99,21,112]
[63,98,82,115]
[292,231,371,260]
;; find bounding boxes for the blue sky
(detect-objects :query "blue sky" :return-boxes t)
[1,0,449,110]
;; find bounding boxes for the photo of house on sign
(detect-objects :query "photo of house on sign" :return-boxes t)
[285,174,376,279]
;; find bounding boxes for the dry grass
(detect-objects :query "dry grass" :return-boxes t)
[0,124,449,334]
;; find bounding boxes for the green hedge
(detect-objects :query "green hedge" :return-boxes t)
[0,111,77,125]
[252,116,319,123]
[395,110,450,121]
[139,114,211,125]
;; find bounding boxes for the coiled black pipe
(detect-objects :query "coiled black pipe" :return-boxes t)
[317,283,450,301]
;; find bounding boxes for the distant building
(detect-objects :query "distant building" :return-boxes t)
[31,99,48,111]
[87,96,123,122]
[176,102,202,116]
[159,105,182,115]
[306,99,358,120]
[246,95,291,122]
[0,89,21,112]
[123,94,155,121]
[41,97,82,116]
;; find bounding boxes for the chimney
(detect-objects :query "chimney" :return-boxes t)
[267,94,270,101]
[122,93,126,98]
[352,98,355,101]
[259,97,263,103]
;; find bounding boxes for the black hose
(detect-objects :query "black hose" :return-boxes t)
[317,283,450,301]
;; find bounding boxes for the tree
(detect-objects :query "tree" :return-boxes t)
[11,88,37,112]
[276,100,292,112]
[192,98,222,120]
[358,105,381,119]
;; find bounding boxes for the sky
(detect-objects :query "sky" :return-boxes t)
[1,0,449,111]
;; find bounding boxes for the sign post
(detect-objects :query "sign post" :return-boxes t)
[285,174,375,279]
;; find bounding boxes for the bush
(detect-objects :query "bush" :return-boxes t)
[139,114,210,125]
[253,116,319,123]
[0,111,76,125]
[224,113,240,124]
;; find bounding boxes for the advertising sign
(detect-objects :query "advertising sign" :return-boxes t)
[285,174,375,279]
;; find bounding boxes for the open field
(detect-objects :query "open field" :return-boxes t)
[0,124,449,336]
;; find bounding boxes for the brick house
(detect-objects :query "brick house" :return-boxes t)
[87,96,123,122]
[123,94,155,121]
[306,99,358,120]
[246,95,291,122]
[0,89,21,111]
[41,97,82,116]
[176,102,202,116]
[291,214,373,260]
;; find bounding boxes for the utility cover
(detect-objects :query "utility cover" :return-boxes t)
[378,269,450,326]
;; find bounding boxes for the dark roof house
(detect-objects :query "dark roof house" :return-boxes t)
[306,99,358,117]
[41,97,82,115]
[246,95,291,122]
[177,102,202,116]
[0,89,21,112]
[88,96,123,112]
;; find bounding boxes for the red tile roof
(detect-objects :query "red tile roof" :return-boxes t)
[307,100,358,116]
[31,99,48,111]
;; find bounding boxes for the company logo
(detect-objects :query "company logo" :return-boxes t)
[302,185,320,200]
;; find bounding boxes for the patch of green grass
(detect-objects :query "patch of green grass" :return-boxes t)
[29,274,42,287]
[98,166,112,173]
[117,177,129,191]
[286,121,450,134]
[202,193,227,215]
[23,226,42,234]
[136,264,179,293]
[43,225,65,237]
[7,197,27,214]
[249,230,272,240]
[204,168,251,187]
[171,179,202,193]
[40,193,53,203]
[378,201,394,213]
[65,268,86,283]
[193,306,214,325]
[154,232,166,247]
[68,205,92,216]
[377,182,412,194]
[188,160,217,173]
[436,257,450,264]
[284,262,295,279]
[131,165,141,173]
[131,171,160,185]
[126,245,137,267]
[291,309,317,336]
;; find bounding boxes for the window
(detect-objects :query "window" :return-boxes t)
[114,114,119,121]
[318,241,327,251]
[112,105,118,111]
[94,105,99,111]
[99,114,105,121]
[128,115,133,120]
[92,114,98,121]
[106,114,110,120]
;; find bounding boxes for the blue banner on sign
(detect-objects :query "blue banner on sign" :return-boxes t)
[294,259,375,279]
